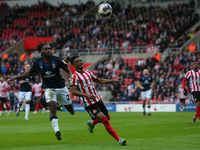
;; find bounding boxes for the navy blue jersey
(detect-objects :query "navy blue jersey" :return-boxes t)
[139,75,152,91]
[18,71,34,92]
[30,56,68,88]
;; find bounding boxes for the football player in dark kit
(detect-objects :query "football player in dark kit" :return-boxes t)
[137,69,154,116]
[5,41,74,141]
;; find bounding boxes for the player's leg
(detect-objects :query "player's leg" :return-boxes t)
[0,99,3,115]
[34,98,39,114]
[16,92,24,116]
[58,87,74,115]
[180,100,183,111]
[146,89,152,116]
[45,88,62,141]
[24,92,31,120]
[147,98,151,116]
[191,92,199,123]
[183,99,186,111]
[5,98,10,115]
[87,101,126,145]
[141,91,146,116]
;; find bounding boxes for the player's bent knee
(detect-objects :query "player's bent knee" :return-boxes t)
[50,116,58,121]
[107,115,110,120]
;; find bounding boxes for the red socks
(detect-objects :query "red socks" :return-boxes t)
[39,104,43,109]
[195,107,200,119]
[101,116,120,141]
[92,119,101,125]
[0,104,2,111]
[6,104,9,111]
[92,115,110,125]
[35,103,39,111]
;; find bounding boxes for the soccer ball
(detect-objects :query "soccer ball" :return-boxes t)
[98,3,112,17]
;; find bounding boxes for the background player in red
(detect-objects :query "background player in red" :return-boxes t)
[32,78,45,114]
[178,84,186,111]
[182,61,200,123]
[70,55,126,146]
[0,77,10,115]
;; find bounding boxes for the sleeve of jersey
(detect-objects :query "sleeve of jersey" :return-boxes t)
[70,75,78,86]
[30,62,38,73]
[89,70,98,81]
[182,78,187,89]
[60,59,69,71]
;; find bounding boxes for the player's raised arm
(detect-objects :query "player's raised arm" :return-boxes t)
[95,78,122,84]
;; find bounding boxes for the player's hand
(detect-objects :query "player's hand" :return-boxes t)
[20,80,25,84]
[140,86,144,90]
[4,76,15,81]
[86,94,95,99]
[68,77,73,84]
[114,78,122,82]
[183,89,187,96]
[29,83,33,86]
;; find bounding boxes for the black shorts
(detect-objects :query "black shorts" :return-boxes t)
[191,91,200,102]
[35,97,41,101]
[0,97,7,103]
[180,98,185,103]
[85,100,108,120]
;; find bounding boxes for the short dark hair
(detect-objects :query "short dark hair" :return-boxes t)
[36,41,47,52]
[70,55,80,65]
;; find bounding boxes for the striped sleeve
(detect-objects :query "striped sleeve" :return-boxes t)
[4,82,9,88]
[185,71,191,79]
[71,74,78,86]
[88,70,98,81]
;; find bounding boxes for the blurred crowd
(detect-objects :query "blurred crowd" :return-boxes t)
[91,50,198,104]
[0,0,199,55]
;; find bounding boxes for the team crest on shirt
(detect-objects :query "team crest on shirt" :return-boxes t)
[40,66,43,69]
[93,109,97,114]
[52,63,56,68]
[62,60,67,64]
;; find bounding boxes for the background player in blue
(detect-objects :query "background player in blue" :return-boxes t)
[16,63,34,120]
[137,69,153,116]
[5,41,74,141]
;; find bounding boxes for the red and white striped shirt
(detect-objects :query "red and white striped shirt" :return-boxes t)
[71,70,101,107]
[0,81,9,98]
[185,70,200,92]
[32,83,42,97]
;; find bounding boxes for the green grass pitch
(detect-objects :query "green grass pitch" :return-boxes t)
[0,111,200,150]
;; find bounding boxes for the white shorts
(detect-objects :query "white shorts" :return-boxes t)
[141,89,152,100]
[44,87,72,105]
[19,91,32,102]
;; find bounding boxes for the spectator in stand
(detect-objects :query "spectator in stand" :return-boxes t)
[9,90,18,111]
[174,62,182,71]
[189,42,196,51]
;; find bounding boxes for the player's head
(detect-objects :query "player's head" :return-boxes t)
[70,55,83,70]
[192,60,199,70]
[36,41,52,59]
[143,69,149,76]
[0,76,4,82]
[35,78,39,83]
[24,64,30,72]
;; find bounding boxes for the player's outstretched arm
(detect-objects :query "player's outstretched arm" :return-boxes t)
[70,86,95,99]
[95,78,122,84]
[4,71,35,81]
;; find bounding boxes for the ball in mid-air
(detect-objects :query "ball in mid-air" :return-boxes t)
[98,3,112,17]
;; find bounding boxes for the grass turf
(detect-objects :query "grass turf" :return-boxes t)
[0,111,200,150]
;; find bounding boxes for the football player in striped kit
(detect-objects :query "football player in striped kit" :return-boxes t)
[70,55,126,146]
[182,61,200,123]
[32,78,45,114]
[0,77,10,115]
